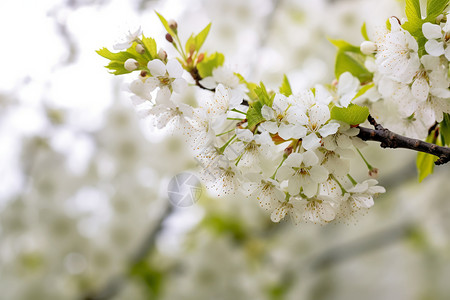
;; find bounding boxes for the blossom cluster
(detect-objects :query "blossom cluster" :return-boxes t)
[359,16,450,139]
[117,26,386,224]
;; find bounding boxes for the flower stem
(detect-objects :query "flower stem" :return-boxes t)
[356,147,375,171]
[347,174,357,186]
[216,128,235,137]
[219,134,236,154]
[331,174,347,195]
[271,156,287,179]
[231,108,247,115]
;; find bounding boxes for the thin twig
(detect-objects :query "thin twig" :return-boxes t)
[357,115,450,165]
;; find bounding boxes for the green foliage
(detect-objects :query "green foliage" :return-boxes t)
[330,39,373,83]
[236,73,258,101]
[254,82,274,107]
[361,22,369,40]
[416,131,440,182]
[440,113,450,145]
[402,0,450,56]
[96,47,137,75]
[246,82,275,130]
[330,104,369,125]
[279,74,293,97]
[155,11,176,36]
[335,50,373,83]
[142,36,158,60]
[195,23,211,52]
[196,52,225,78]
[353,83,374,99]
[130,260,165,298]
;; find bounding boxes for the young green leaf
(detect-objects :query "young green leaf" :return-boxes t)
[329,39,362,53]
[185,34,196,56]
[427,0,450,21]
[440,113,450,145]
[96,48,138,75]
[353,83,374,100]
[235,73,258,101]
[279,74,292,97]
[197,52,225,78]
[142,36,158,59]
[195,23,212,52]
[246,101,265,130]
[254,82,273,107]
[155,11,176,36]
[361,22,369,41]
[330,104,369,125]
[416,131,440,182]
[335,50,373,83]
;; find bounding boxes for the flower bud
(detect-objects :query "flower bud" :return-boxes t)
[197,53,205,63]
[135,44,145,54]
[158,48,167,61]
[124,58,139,71]
[168,19,178,31]
[360,41,377,55]
[165,33,174,43]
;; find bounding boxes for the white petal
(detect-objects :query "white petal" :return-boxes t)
[309,104,330,127]
[302,133,321,151]
[283,153,303,167]
[278,123,295,140]
[286,106,308,125]
[271,205,288,223]
[287,176,302,195]
[302,150,319,166]
[411,76,429,102]
[425,39,445,56]
[147,59,166,76]
[291,125,307,139]
[166,59,184,78]
[236,128,254,142]
[309,165,329,183]
[261,105,275,120]
[172,78,188,93]
[445,46,450,61]
[319,202,336,221]
[302,180,318,198]
[318,123,340,137]
[199,77,217,89]
[422,23,442,39]
[260,121,278,134]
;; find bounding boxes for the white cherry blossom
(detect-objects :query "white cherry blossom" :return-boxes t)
[422,18,450,60]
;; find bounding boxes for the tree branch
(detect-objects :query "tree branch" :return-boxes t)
[357,115,450,165]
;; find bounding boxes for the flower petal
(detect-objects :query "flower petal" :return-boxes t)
[422,22,442,39]
[302,133,321,151]
[147,59,166,76]
[425,39,445,57]
[166,59,183,78]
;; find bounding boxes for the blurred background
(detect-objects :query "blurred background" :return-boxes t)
[1,0,450,299]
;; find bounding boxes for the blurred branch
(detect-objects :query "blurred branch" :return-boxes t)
[357,115,450,165]
[307,222,413,271]
[83,202,173,300]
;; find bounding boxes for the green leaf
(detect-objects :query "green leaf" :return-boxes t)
[96,48,137,75]
[427,0,449,21]
[279,74,292,97]
[353,83,374,100]
[236,73,258,101]
[142,36,158,59]
[405,0,422,21]
[329,39,361,53]
[330,104,369,125]
[96,47,136,61]
[335,50,373,83]
[246,101,265,130]
[155,11,176,36]
[361,22,369,41]
[416,132,439,182]
[195,23,211,52]
[254,82,274,107]
[440,113,450,145]
[197,52,225,78]
[185,34,196,55]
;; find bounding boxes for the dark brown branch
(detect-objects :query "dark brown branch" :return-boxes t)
[189,67,215,92]
[357,115,450,165]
